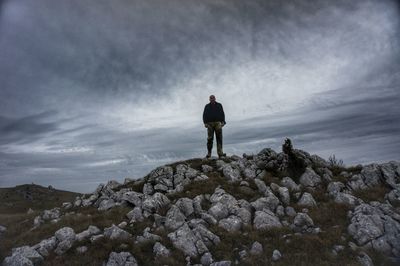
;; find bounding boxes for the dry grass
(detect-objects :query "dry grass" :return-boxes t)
[353,185,391,203]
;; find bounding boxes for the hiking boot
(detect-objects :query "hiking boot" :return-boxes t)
[206,152,211,159]
[218,153,226,159]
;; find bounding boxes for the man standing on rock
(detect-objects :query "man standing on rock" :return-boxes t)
[203,95,226,159]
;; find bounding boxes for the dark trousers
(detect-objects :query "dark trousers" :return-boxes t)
[206,121,223,155]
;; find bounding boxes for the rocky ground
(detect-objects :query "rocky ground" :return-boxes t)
[1,139,399,265]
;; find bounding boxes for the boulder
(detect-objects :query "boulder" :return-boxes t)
[299,168,321,187]
[253,209,282,230]
[105,251,138,266]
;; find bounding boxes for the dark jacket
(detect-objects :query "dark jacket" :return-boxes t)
[203,102,226,124]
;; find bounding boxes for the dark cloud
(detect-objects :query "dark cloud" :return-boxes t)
[0,0,399,192]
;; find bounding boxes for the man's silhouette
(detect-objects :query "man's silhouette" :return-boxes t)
[203,95,226,158]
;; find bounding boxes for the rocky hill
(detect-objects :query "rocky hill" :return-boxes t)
[1,139,399,266]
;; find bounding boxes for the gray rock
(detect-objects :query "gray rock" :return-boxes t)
[126,207,144,223]
[104,224,132,241]
[0,225,6,235]
[142,183,154,195]
[208,202,229,221]
[106,251,138,266]
[348,203,400,256]
[32,236,57,257]
[201,252,214,266]
[251,195,279,212]
[357,251,374,266]
[122,191,143,207]
[210,261,232,266]
[202,165,213,173]
[285,206,297,217]
[98,198,116,211]
[3,253,34,266]
[293,213,314,228]
[76,225,101,241]
[297,192,317,207]
[250,241,263,255]
[153,242,170,257]
[272,249,282,261]
[334,192,362,207]
[10,246,43,264]
[142,192,171,214]
[253,209,282,230]
[62,202,73,209]
[218,215,242,231]
[327,182,345,196]
[165,205,187,231]
[42,208,61,220]
[191,223,221,247]
[90,234,104,242]
[200,212,218,225]
[386,189,400,206]
[176,198,195,217]
[221,164,241,182]
[55,227,76,243]
[280,177,300,192]
[168,223,208,257]
[135,227,162,244]
[254,179,269,196]
[299,168,321,187]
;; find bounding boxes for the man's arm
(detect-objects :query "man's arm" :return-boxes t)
[220,103,226,124]
[203,105,207,125]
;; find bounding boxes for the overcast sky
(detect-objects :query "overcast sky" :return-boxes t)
[0,0,399,193]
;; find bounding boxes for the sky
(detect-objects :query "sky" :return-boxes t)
[0,0,399,193]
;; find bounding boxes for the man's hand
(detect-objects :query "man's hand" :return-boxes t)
[204,123,208,128]
[221,122,226,127]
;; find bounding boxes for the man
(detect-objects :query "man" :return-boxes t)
[202,95,226,159]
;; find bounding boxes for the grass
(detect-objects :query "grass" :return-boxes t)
[353,185,391,203]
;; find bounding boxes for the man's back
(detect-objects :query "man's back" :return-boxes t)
[203,102,225,124]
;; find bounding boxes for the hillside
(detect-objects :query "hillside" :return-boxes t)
[1,139,399,266]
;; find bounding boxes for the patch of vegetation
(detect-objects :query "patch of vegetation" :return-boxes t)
[0,184,80,214]
[0,205,132,261]
[353,185,391,203]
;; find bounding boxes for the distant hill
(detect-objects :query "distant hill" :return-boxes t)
[1,139,399,265]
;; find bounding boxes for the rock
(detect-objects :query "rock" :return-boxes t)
[210,261,232,266]
[250,241,263,255]
[90,234,104,242]
[272,249,282,261]
[208,202,229,221]
[293,213,314,229]
[62,202,72,209]
[165,205,187,231]
[218,215,242,231]
[98,198,116,211]
[299,168,321,188]
[76,225,101,242]
[3,253,34,266]
[153,242,170,257]
[254,179,269,196]
[277,186,290,205]
[251,195,279,212]
[126,207,144,223]
[348,203,400,256]
[42,208,61,220]
[142,183,154,195]
[297,192,317,207]
[202,165,213,173]
[221,164,241,182]
[105,251,138,266]
[386,189,400,206]
[122,191,143,207]
[175,198,195,217]
[9,246,43,264]
[0,225,6,235]
[253,209,282,230]
[280,177,300,192]
[76,246,88,254]
[357,251,374,266]
[54,240,74,255]
[327,182,345,196]
[27,208,34,214]
[168,223,208,258]
[55,227,75,241]
[201,252,214,266]
[32,236,57,257]
[135,227,162,244]
[334,192,362,207]
[104,224,132,241]
[191,223,221,247]
[285,206,297,217]
[142,192,171,214]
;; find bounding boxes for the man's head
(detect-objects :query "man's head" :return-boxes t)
[209,95,216,103]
